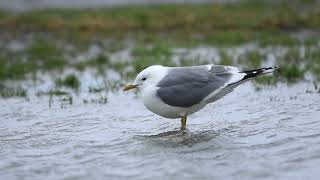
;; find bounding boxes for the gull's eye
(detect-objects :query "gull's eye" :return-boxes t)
[142,77,147,81]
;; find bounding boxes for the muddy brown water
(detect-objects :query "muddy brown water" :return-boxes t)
[1,82,320,180]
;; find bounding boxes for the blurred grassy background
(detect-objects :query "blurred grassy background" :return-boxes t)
[0,0,320,97]
[1,1,320,43]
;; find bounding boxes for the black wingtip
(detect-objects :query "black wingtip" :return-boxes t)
[266,66,278,70]
[241,66,278,80]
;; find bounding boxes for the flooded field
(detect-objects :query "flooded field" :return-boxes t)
[1,1,320,179]
[1,41,320,179]
[1,82,320,180]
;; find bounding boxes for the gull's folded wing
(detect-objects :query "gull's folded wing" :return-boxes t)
[156,65,245,107]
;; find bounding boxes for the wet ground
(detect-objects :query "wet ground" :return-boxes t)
[1,31,320,179]
[1,82,320,180]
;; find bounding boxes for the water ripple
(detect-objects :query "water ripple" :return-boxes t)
[1,83,320,179]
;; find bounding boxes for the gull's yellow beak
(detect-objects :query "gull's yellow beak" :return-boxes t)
[123,84,138,91]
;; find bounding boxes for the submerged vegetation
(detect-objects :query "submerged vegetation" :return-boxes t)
[0,0,320,98]
[55,74,81,89]
[0,84,27,98]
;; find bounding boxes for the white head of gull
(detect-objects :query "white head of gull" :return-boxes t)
[124,64,277,130]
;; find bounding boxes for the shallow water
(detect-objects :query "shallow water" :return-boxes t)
[1,82,320,180]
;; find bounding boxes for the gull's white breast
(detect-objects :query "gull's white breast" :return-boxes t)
[140,85,206,119]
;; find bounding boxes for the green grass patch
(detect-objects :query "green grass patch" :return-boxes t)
[0,84,27,98]
[26,38,62,59]
[278,64,305,82]
[55,74,80,89]
[0,55,37,80]
[275,47,306,82]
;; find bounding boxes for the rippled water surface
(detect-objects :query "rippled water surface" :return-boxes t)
[1,83,320,180]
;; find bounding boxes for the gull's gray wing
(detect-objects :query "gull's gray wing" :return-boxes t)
[156,65,241,107]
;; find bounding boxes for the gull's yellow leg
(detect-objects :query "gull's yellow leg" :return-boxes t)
[180,116,187,130]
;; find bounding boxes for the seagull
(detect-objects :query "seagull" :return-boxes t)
[123,64,277,129]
